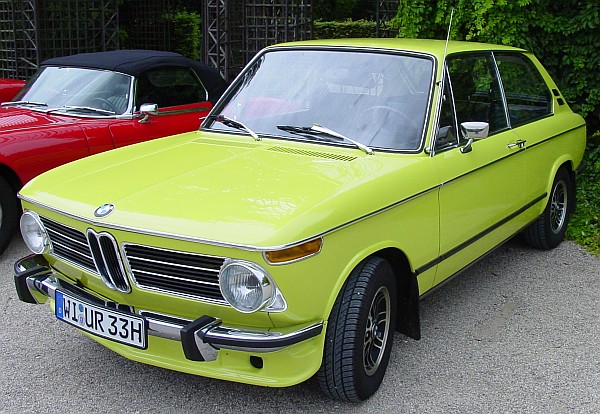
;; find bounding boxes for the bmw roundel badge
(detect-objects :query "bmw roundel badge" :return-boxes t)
[94,203,115,218]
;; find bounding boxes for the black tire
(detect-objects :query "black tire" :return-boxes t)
[0,175,18,254]
[524,167,574,250]
[318,256,397,402]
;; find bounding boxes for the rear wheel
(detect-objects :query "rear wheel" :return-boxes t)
[0,175,18,253]
[524,167,574,249]
[318,256,397,402]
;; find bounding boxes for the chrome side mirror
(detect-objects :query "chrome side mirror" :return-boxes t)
[138,103,159,124]
[460,121,489,153]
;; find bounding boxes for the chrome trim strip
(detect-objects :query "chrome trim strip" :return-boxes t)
[490,52,512,129]
[139,105,212,117]
[20,184,439,253]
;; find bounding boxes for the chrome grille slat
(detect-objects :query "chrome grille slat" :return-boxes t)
[50,240,95,267]
[124,244,225,302]
[129,268,220,287]
[40,217,95,270]
[127,255,220,274]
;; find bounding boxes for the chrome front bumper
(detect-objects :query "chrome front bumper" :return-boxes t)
[14,255,323,362]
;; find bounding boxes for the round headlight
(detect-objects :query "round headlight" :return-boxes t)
[219,260,274,313]
[20,211,50,254]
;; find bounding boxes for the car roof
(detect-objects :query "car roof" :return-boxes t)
[42,49,204,76]
[269,38,527,57]
[41,49,228,103]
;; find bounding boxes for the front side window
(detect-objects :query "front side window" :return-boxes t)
[207,49,434,151]
[135,67,208,110]
[495,53,551,127]
[446,53,508,134]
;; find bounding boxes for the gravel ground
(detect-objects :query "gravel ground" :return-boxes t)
[1,234,599,413]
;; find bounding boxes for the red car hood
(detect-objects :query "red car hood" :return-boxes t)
[0,106,75,132]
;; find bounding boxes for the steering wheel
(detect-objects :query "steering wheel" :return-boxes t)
[363,105,414,125]
[90,97,119,113]
[359,105,420,149]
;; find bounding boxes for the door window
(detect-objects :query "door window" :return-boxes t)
[446,53,508,134]
[495,53,551,127]
[135,67,208,110]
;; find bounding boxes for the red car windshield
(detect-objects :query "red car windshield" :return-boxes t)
[14,66,133,116]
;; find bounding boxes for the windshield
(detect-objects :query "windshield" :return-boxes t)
[14,66,133,115]
[207,49,434,151]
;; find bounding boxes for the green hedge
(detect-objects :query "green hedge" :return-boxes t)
[314,20,377,39]
[163,10,202,60]
[390,0,600,136]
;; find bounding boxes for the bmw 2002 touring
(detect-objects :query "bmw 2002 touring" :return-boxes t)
[14,39,585,401]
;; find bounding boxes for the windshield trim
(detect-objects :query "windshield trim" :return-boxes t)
[202,45,437,154]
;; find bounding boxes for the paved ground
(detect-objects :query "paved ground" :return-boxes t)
[1,234,599,413]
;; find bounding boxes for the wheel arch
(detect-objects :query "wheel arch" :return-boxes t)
[549,159,577,211]
[0,163,23,194]
[365,247,421,340]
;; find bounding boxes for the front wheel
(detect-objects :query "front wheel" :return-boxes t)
[318,256,397,402]
[0,176,18,253]
[524,167,574,250]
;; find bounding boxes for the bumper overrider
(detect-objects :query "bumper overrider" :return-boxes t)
[14,254,323,363]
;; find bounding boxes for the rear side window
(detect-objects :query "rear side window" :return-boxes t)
[135,67,208,109]
[495,53,551,127]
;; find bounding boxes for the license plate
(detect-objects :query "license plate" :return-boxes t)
[55,289,147,349]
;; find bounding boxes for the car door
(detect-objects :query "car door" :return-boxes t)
[108,67,213,148]
[432,52,529,285]
[494,52,559,208]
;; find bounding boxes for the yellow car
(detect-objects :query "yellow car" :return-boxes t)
[14,39,586,402]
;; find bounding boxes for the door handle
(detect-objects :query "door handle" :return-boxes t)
[507,139,526,149]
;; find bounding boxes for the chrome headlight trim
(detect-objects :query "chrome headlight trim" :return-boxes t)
[20,211,51,254]
[218,259,286,313]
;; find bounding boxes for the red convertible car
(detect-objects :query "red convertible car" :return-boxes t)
[0,49,227,252]
[0,78,25,102]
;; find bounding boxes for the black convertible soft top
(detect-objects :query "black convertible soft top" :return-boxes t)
[42,49,227,103]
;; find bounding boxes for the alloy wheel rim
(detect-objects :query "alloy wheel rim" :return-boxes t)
[363,286,391,376]
[550,180,567,235]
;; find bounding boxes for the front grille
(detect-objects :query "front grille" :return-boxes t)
[40,216,226,303]
[41,217,95,271]
[124,244,226,303]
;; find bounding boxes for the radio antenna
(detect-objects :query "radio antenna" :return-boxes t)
[442,8,455,67]
[430,8,455,157]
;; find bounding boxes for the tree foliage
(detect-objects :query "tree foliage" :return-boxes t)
[391,0,600,135]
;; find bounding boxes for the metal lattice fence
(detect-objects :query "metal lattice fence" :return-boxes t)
[203,0,312,82]
[0,0,119,79]
[1,0,398,81]
[376,0,400,37]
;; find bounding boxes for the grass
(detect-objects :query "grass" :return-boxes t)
[567,134,600,255]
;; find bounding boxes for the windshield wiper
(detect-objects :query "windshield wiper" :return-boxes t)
[1,101,48,107]
[277,124,373,155]
[48,105,115,115]
[213,114,260,141]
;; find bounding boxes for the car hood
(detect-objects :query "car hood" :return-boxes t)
[20,131,431,248]
[0,106,74,131]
